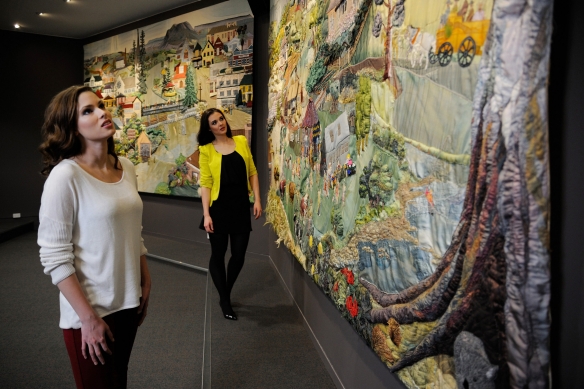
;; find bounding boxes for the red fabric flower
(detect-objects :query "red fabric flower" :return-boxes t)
[333,281,339,292]
[346,271,355,285]
[341,268,355,285]
[346,296,359,317]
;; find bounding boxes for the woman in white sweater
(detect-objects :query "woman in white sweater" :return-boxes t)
[38,85,151,389]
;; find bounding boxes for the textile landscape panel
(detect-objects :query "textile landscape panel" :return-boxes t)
[83,3,254,197]
[266,0,551,387]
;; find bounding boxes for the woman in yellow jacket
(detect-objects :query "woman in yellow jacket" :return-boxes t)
[198,108,261,320]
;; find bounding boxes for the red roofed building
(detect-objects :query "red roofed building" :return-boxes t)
[122,96,142,122]
[173,62,188,89]
[213,37,224,56]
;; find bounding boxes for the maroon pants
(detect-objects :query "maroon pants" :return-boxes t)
[63,307,140,389]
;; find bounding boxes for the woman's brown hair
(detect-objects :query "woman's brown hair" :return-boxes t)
[39,85,120,175]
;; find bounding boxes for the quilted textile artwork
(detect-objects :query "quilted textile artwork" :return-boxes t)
[83,1,254,197]
[266,0,552,387]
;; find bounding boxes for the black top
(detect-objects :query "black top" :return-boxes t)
[199,151,252,234]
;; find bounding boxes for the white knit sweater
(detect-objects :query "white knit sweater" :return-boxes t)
[38,157,148,329]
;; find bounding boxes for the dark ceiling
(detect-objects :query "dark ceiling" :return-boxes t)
[0,0,208,39]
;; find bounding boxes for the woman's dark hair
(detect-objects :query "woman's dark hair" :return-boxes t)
[39,85,120,175]
[197,108,232,146]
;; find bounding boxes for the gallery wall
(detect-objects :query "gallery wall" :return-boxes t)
[0,0,581,386]
[548,0,584,386]
[0,30,83,220]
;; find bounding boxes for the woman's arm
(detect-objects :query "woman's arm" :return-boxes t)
[137,254,151,325]
[199,147,214,233]
[57,274,114,365]
[201,186,214,232]
[250,174,262,219]
[39,167,113,365]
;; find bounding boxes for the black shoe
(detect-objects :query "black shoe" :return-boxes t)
[220,301,237,320]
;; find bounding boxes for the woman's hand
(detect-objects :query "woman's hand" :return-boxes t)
[253,200,262,219]
[138,255,151,326]
[80,315,114,365]
[204,215,214,233]
[56,274,113,365]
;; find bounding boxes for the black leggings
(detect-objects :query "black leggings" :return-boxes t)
[208,232,250,304]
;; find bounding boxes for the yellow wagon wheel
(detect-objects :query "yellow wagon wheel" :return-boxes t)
[458,36,476,68]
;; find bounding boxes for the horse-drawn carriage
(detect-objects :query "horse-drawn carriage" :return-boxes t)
[430,13,490,67]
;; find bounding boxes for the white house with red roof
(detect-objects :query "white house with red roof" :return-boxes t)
[122,96,143,122]
[213,37,224,56]
[173,62,188,89]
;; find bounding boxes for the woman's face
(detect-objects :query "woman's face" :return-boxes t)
[76,91,114,143]
[208,111,227,137]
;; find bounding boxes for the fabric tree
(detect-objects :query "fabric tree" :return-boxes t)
[360,1,552,386]
[183,65,198,108]
[138,30,148,94]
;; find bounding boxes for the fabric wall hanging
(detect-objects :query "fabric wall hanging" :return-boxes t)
[266,0,552,387]
[83,0,254,197]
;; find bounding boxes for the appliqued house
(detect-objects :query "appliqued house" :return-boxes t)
[185,150,201,184]
[176,40,193,61]
[114,75,137,96]
[324,111,351,167]
[84,75,103,88]
[103,95,116,108]
[207,22,238,46]
[213,37,224,56]
[229,45,253,67]
[225,37,242,53]
[173,62,188,89]
[239,74,253,105]
[215,67,245,108]
[202,41,215,67]
[122,96,142,123]
[102,82,115,96]
[191,42,203,68]
[136,131,151,162]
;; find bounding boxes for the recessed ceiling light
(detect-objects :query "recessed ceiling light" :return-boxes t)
[14,24,20,28]
[36,12,45,16]
[63,0,71,2]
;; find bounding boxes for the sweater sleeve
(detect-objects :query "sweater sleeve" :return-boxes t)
[120,157,148,257]
[199,146,213,189]
[37,166,77,285]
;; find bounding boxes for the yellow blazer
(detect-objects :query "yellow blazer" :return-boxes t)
[198,135,257,207]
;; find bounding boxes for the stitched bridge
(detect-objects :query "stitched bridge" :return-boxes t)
[142,101,183,115]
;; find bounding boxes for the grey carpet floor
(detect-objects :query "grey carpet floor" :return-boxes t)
[0,232,72,388]
[1,232,335,389]
[0,232,206,389]
[209,252,336,389]
[143,233,212,269]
